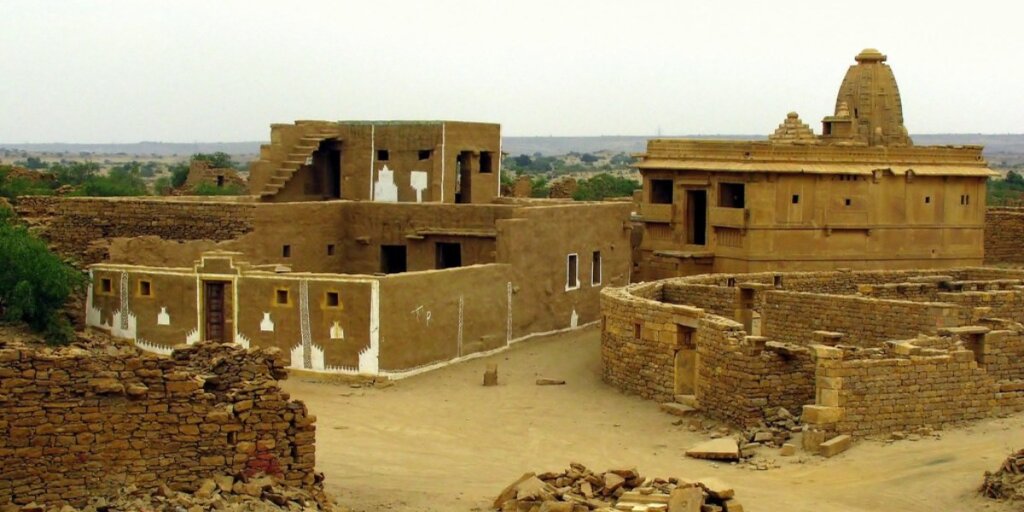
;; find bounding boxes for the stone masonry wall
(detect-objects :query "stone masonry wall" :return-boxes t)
[661,283,737,318]
[695,317,814,428]
[985,207,1024,265]
[760,290,961,347]
[13,197,256,265]
[804,340,1024,437]
[0,340,316,508]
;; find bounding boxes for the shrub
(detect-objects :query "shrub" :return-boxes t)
[192,182,246,196]
[0,207,86,345]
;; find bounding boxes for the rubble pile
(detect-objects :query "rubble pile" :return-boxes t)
[739,407,799,449]
[980,448,1024,501]
[1,473,337,512]
[494,463,744,512]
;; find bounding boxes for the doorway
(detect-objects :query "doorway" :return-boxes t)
[380,245,408,274]
[435,242,462,269]
[203,281,229,342]
[314,139,342,199]
[455,151,472,203]
[686,189,707,245]
[673,325,697,395]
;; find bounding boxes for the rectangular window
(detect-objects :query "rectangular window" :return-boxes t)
[100,278,112,294]
[844,198,852,206]
[418,149,432,160]
[650,179,673,204]
[327,244,335,256]
[480,152,493,173]
[718,183,745,208]
[377,149,389,161]
[591,251,602,286]
[792,194,800,204]
[282,245,291,258]
[138,280,152,297]
[380,245,408,274]
[965,194,970,205]
[435,242,462,269]
[634,322,642,339]
[216,175,225,187]
[275,289,290,305]
[325,291,340,308]
[566,253,580,290]
[925,196,931,204]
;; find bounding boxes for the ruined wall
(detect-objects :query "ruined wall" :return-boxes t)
[695,317,814,428]
[760,290,961,347]
[14,197,256,265]
[0,341,316,508]
[985,207,1024,264]
[938,290,1024,324]
[661,283,737,318]
[805,341,1024,437]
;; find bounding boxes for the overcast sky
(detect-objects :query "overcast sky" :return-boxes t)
[1,0,1022,142]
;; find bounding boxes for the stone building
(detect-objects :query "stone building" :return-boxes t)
[181,160,246,193]
[634,49,996,280]
[248,120,500,204]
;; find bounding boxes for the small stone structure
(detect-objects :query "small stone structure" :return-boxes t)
[985,206,1024,265]
[182,160,247,193]
[601,267,1024,437]
[0,338,316,508]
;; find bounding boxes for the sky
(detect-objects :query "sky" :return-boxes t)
[1,0,1023,142]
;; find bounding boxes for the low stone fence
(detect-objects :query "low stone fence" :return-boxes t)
[0,339,316,508]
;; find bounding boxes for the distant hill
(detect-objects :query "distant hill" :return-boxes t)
[2,134,1022,160]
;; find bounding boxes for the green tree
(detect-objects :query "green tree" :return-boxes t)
[580,153,600,164]
[572,173,640,201]
[192,152,236,169]
[530,177,550,198]
[1007,170,1024,186]
[168,162,190,188]
[50,161,100,186]
[0,207,86,345]
[74,166,148,197]
[21,156,46,169]
[0,165,55,200]
[153,176,173,195]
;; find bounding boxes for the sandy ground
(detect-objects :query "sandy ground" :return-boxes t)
[283,326,1024,512]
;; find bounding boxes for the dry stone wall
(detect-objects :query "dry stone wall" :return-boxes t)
[0,340,316,508]
[985,207,1024,265]
[760,290,962,347]
[13,197,255,265]
[805,339,1024,437]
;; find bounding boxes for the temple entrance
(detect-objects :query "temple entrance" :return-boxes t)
[203,281,229,342]
[673,325,697,395]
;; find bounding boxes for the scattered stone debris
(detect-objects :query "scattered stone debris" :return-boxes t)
[0,473,339,512]
[536,377,566,386]
[493,463,745,511]
[738,407,797,449]
[980,448,1024,501]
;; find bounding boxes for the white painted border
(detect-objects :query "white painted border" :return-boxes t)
[369,124,376,201]
[497,126,502,198]
[565,253,580,291]
[440,123,446,203]
[591,250,602,286]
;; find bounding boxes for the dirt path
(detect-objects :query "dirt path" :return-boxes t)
[283,326,1023,511]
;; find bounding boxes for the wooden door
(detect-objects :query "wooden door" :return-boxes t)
[204,281,227,342]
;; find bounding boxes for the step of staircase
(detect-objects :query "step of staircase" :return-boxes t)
[660,402,699,417]
[675,394,699,407]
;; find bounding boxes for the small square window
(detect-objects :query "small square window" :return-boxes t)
[844,198,851,206]
[138,280,152,297]
[327,244,335,256]
[377,149,389,161]
[792,194,800,204]
[100,278,112,293]
[418,149,432,160]
[925,196,931,204]
[326,291,340,308]
[282,245,291,258]
[275,289,289,305]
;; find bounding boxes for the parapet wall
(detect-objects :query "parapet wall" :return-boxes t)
[985,207,1024,265]
[14,196,256,265]
[0,340,316,508]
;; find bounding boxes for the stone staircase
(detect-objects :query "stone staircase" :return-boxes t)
[252,122,340,199]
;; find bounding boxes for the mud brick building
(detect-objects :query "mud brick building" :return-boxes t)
[633,49,996,279]
[601,267,1024,437]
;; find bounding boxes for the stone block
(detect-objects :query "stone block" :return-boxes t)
[802,405,842,424]
[819,435,853,457]
[686,438,739,461]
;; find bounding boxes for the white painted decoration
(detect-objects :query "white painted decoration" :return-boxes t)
[373,165,398,202]
[260,312,274,332]
[330,321,345,340]
[235,333,251,350]
[289,341,326,371]
[135,338,173,356]
[157,307,170,326]
[185,328,200,345]
[570,308,579,329]
[410,170,428,202]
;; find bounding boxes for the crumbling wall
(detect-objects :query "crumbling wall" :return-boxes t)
[695,316,814,427]
[977,329,1024,382]
[985,207,1024,264]
[760,290,961,347]
[13,197,256,265]
[804,340,1024,437]
[937,290,1024,324]
[0,340,316,508]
